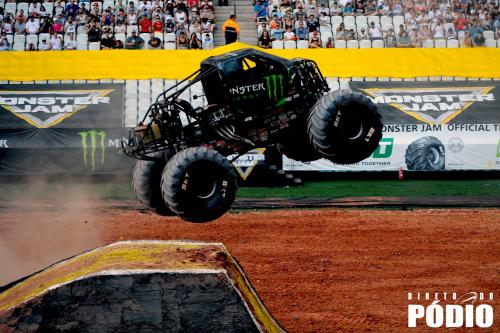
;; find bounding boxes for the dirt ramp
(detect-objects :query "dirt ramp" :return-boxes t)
[0,241,284,333]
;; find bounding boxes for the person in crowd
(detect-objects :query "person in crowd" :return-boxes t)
[296,20,308,40]
[368,21,382,41]
[65,16,77,34]
[189,32,201,49]
[39,16,52,34]
[359,27,369,40]
[64,32,77,49]
[0,32,10,50]
[473,31,485,47]
[329,1,342,15]
[254,0,268,20]
[222,14,239,44]
[397,30,412,47]
[309,31,321,48]
[125,30,144,48]
[433,19,446,39]
[177,31,188,49]
[139,13,152,33]
[306,14,319,33]
[201,17,213,33]
[271,21,284,40]
[38,37,51,50]
[202,32,214,49]
[87,21,101,42]
[335,22,346,40]
[1,17,13,34]
[258,30,272,48]
[100,28,115,48]
[469,20,484,39]
[148,34,162,49]
[418,24,432,41]
[325,36,334,48]
[114,19,127,33]
[409,26,421,47]
[26,41,37,51]
[52,15,65,33]
[283,26,296,41]
[49,31,63,50]
[14,15,26,34]
[164,17,176,33]
[384,28,396,47]
[66,0,79,18]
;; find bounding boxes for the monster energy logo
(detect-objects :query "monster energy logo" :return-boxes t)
[79,130,106,170]
[264,74,284,102]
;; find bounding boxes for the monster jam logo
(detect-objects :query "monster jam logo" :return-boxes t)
[361,87,495,125]
[0,89,113,128]
[264,74,284,103]
[79,130,107,171]
[228,148,266,181]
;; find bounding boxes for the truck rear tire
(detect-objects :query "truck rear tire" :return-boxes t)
[405,136,445,171]
[308,90,382,164]
[161,147,237,223]
[132,151,173,215]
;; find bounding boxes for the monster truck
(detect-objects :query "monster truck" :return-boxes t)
[122,48,383,222]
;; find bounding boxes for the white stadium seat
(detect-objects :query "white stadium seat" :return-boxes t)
[498,40,500,48]
[485,39,496,48]
[43,2,54,14]
[372,39,384,48]
[447,39,459,48]
[392,15,404,29]
[13,35,26,51]
[164,33,175,43]
[367,16,379,26]
[284,40,296,49]
[319,25,332,34]
[347,40,359,48]
[126,25,138,36]
[297,40,308,48]
[331,16,343,26]
[5,2,17,14]
[164,42,176,50]
[26,34,38,47]
[434,39,446,48]
[139,33,150,49]
[335,40,346,48]
[422,39,434,48]
[343,16,355,27]
[356,16,367,26]
[380,16,392,27]
[88,41,101,50]
[359,39,371,48]
[483,30,495,40]
[114,33,126,44]
[17,2,29,14]
[272,40,283,49]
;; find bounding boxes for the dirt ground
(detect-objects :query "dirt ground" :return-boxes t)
[0,201,498,332]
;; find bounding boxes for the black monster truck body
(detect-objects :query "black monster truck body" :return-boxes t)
[123,48,383,222]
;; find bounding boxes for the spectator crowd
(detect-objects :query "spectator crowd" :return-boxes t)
[0,0,217,50]
[253,0,500,48]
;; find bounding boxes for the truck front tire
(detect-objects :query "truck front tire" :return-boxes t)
[308,90,383,164]
[161,147,237,223]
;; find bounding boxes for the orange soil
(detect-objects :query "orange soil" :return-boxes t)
[0,204,498,332]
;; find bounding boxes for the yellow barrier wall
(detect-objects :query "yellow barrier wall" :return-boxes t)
[1,42,499,80]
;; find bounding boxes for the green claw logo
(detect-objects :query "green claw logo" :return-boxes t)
[264,74,284,103]
[79,130,107,170]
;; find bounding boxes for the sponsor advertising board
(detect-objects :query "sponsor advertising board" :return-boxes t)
[284,81,500,171]
[0,84,132,174]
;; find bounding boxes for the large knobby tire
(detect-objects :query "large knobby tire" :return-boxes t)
[405,136,445,171]
[161,147,237,223]
[132,151,173,215]
[308,90,383,164]
[276,127,321,162]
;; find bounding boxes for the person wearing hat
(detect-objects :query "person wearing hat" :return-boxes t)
[222,14,239,44]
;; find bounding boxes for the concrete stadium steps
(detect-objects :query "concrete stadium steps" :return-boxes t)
[214,0,257,46]
[0,240,284,333]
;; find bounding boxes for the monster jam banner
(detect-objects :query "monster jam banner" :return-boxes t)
[0,84,132,174]
[284,81,500,171]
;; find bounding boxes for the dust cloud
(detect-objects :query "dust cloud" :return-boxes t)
[0,177,128,286]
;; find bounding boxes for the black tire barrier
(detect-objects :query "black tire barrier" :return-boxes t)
[161,147,237,223]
